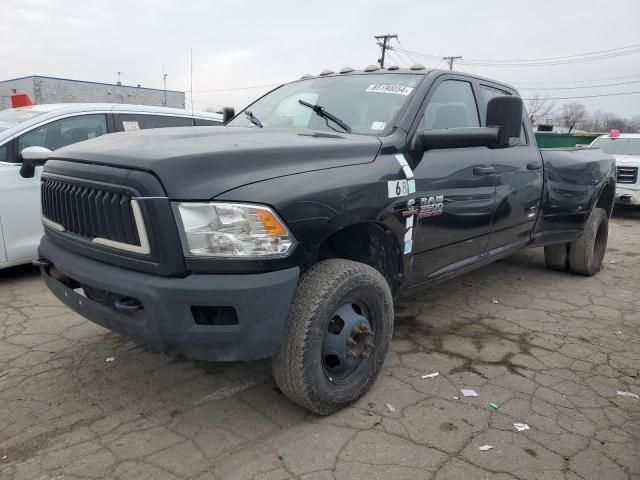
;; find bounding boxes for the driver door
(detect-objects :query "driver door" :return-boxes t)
[408,77,498,285]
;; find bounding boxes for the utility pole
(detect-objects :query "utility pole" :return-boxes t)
[116,71,122,86]
[162,65,168,107]
[374,34,398,68]
[442,56,462,70]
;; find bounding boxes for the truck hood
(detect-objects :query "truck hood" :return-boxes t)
[50,126,382,199]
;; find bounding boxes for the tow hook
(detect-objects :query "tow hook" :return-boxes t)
[32,258,51,268]
[114,297,143,312]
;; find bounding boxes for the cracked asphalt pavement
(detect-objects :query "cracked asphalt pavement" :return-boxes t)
[1,211,639,480]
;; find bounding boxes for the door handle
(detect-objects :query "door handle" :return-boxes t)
[527,162,542,170]
[473,165,495,175]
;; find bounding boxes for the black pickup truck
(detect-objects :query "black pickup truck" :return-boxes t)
[30,67,615,414]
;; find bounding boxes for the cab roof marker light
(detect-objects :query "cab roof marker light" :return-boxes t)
[410,63,426,70]
[300,74,314,80]
[364,65,380,72]
[387,65,400,70]
[319,69,335,76]
[609,129,621,138]
[339,67,355,74]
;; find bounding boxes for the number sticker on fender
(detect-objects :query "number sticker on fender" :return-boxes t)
[388,180,409,198]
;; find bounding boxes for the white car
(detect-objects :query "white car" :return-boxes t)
[0,103,222,269]
[590,132,640,206]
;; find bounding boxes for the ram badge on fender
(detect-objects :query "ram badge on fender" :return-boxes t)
[28,66,616,414]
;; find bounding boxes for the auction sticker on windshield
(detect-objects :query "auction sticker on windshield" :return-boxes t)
[366,84,414,96]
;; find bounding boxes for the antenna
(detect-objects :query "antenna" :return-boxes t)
[190,48,194,115]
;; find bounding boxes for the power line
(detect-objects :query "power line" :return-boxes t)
[463,42,640,64]
[193,83,280,93]
[509,73,640,85]
[374,34,398,68]
[522,90,640,101]
[392,44,640,67]
[517,79,640,91]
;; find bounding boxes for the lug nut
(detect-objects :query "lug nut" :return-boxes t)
[347,338,357,346]
[352,326,363,335]
[365,341,374,348]
[347,350,357,359]
[360,351,370,359]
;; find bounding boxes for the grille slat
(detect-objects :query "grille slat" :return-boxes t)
[41,178,141,248]
[616,166,638,184]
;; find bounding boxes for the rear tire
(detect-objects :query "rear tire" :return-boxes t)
[568,208,608,276]
[272,259,394,415]
[544,243,570,272]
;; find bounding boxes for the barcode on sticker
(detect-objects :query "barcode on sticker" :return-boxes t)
[388,180,409,198]
[366,84,414,96]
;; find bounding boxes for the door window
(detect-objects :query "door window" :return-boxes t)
[420,80,480,129]
[480,85,527,145]
[17,114,108,154]
[116,114,193,131]
[0,144,7,162]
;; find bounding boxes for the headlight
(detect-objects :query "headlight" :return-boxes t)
[173,202,297,258]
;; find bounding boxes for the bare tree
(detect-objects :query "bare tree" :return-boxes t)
[557,102,587,133]
[526,93,555,126]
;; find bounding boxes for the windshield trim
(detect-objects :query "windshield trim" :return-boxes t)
[229,72,426,137]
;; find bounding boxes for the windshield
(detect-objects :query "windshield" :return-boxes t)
[227,73,423,135]
[0,109,47,133]
[591,137,640,156]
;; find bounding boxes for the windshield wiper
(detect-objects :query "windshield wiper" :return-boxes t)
[244,110,263,128]
[297,100,351,133]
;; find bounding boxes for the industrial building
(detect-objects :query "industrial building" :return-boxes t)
[0,75,185,110]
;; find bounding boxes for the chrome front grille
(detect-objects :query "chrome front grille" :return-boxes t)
[616,166,638,184]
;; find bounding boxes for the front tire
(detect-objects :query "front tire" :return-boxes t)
[568,207,608,276]
[272,259,394,415]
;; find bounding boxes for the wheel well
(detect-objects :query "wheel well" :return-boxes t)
[313,223,402,294]
[596,183,615,216]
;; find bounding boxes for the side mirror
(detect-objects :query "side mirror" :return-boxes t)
[19,146,52,178]
[413,127,500,151]
[222,107,235,124]
[486,95,523,148]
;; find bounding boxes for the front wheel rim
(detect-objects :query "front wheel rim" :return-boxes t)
[321,301,375,384]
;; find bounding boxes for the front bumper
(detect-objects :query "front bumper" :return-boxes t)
[615,184,640,206]
[38,236,299,361]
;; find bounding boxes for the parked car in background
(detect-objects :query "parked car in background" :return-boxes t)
[0,103,222,269]
[590,132,640,206]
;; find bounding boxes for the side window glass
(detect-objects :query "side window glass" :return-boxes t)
[480,85,527,145]
[117,114,193,130]
[194,118,222,126]
[18,114,107,153]
[421,80,480,129]
[0,144,7,162]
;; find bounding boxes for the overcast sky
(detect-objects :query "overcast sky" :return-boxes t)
[2,0,639,117]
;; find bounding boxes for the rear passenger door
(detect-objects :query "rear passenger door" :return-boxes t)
[479,84,544,252]
[113,114,194,132]
[409,76,497,284]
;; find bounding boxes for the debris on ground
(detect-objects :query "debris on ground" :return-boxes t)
[453,396,460,400]
[616,390,639,399]
[385,403,396,412]
[461,389,479,397]
[492,299,499,304]
[1,455,7,460]
[489,402,499,410]
[421,372,439,379]
[105,357,115,363]
[514,422,530,432]
[615,330,622,335]
[478,445,494,451]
